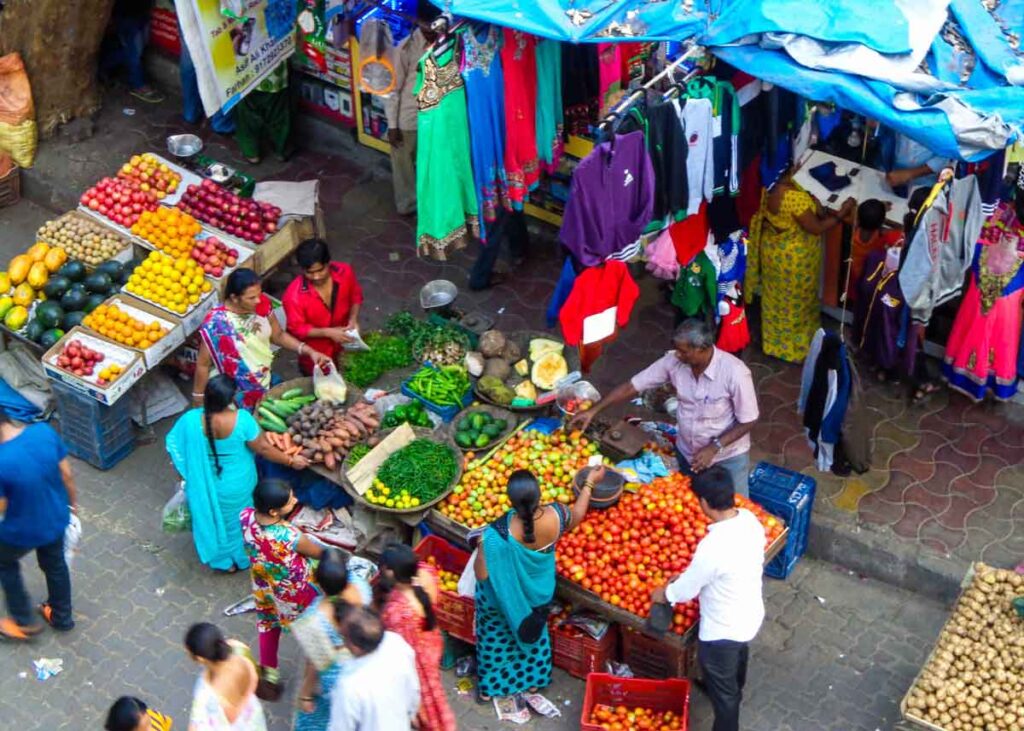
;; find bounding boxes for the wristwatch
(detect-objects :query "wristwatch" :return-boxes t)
[711,437,724,452]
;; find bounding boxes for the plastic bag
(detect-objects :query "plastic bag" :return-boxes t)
[457,548,478,598]
[64,514,82,569]
[342,328,369,352]
[313,361,348,402]
[162,482,191,533]
[0,54,37,168]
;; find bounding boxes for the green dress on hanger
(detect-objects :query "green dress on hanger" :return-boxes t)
[415,45,479,260]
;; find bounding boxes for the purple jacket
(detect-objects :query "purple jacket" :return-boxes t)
[559,131,654,267]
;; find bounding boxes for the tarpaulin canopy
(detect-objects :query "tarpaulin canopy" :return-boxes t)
[433,0,1024,159]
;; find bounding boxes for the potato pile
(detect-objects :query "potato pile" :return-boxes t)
[904,563,1024,730]
[38,216,128,266]
[285,400,381,470]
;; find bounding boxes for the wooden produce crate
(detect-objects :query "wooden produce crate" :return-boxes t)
[248,207,324,274]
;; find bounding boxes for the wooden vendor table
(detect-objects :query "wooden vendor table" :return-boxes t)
[425,508,790,650]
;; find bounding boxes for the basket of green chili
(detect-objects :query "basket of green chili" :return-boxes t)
[341,427,463,514]
[401,363,473,422]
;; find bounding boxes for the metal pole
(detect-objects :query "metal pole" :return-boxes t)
[596,43,703,131]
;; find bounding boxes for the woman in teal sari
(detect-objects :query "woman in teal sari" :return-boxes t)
[166,375,308,572]
[473,467,598,700]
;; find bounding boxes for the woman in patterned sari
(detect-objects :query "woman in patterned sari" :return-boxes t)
[192,269,329,411]
[291,548,371,731]
[473,468,597,701]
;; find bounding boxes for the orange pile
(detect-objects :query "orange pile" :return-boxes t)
[130,207,202,258]
[588,704,686,731]
[124,250,212,314]
[83,303,169,350]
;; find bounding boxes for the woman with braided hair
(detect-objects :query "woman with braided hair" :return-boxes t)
[472,467,599,701]
[166,374,307,572]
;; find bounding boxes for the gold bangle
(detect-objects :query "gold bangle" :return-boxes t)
[582,481,595,491]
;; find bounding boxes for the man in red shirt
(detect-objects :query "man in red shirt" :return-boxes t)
[282,239,363,375]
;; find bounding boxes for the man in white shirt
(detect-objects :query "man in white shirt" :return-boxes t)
[383,3,439,216]
[651,467,766,731]
[329,606,420,731]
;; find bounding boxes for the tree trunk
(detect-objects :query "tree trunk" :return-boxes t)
[0,0,116,137]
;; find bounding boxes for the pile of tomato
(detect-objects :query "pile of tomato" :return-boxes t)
[438,430,597,528]
[557,473,784,634]
[588,703,686,731]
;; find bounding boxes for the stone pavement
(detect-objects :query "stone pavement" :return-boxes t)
[1,82,1020,727]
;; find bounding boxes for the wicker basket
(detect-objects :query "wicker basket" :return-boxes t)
[0,161,19,208]
[340,426,462,514]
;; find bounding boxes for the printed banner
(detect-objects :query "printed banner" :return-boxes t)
[176,0,297,117]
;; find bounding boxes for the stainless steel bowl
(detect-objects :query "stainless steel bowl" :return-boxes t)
[167,133,203,158]
[206,163,233,183]
[419,280,458,310]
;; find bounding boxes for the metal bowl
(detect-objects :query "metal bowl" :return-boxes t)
[167,133,203,158]
[419,280,458,310]
[206,162,234,183]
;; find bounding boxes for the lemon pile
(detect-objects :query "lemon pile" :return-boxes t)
[124,251,212,314]
[364,477,423,509]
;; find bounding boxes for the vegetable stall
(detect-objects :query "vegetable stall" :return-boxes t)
[0,150,322,468]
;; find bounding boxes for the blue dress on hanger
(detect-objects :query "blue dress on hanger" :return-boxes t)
[461,24,508,239]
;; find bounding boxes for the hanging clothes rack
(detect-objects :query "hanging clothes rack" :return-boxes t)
[428,15,470,57]
[595,43,704,137]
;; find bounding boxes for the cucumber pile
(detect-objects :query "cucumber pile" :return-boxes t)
[257,388,316,433]
[454,410,508,450]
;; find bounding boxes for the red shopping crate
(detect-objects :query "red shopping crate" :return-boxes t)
[619,626,695,679]
[413,535,476,644]
[580,673,690,731]
[551,622,619,679]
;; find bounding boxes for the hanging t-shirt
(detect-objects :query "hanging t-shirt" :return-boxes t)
[559,131,654,267]
[671,251,717,318]
[674,97,714,217]
[559,261,640,347]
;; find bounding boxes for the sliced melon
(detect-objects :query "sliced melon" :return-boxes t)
[529,337,564,361]
[514,380,538,402]
[531,352,568,391]
[514,359,529,377]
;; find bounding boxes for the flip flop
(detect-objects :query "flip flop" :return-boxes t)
[475,686,492,704]
[0,617,44,641]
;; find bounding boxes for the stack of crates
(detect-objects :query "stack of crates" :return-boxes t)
[748,462,816,579]
[52,382,136,470]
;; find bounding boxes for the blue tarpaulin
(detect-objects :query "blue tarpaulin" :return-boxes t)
[434,0,1024,159]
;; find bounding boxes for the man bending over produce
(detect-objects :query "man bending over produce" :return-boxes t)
[283,238,364,376]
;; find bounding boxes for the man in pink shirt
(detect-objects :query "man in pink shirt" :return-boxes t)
[571,319,759,495]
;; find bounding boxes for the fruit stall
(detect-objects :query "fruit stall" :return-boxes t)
[0,151,322,468]
[901,562,1024,731]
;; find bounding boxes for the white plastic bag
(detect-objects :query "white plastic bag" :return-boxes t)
[64,514,82,569]
[342,328,370,352]
[457,548,478,598]
[162,482,191,533]
[314,361,348,402]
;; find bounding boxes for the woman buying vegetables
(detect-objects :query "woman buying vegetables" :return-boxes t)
[166,375,309,573]
[472,467,598,701]
[193,269,330,411]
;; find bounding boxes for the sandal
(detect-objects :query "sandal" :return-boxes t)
[243,155,262,165]
[475,686,492,704]
[130,86,165,104]
[913,382,941,403]
[0,617,44,641]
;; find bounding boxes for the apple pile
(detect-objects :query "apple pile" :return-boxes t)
[54,339,106,379]
[116,153,180,200]
[177,180,281,243]
[80,177,159,228]
[191,236,240,278]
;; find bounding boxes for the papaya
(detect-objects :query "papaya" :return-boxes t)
[8,255,31,285]
[12,283,34,307]
[0,272,10,294]
[3,305,29,331]
[43,247,67,273]
[0,295,13,320]
[26,242,50,263]
[27,261,49,289]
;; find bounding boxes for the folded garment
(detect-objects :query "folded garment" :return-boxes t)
[809,161,852,192]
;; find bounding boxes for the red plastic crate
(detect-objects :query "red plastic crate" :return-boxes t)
[580,673,690,731]
[551,622,619,679]
[413,535,476,644]
[619,626,694,679]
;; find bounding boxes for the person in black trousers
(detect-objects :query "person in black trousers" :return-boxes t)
[650,467,766,731]
[469,208,530,290]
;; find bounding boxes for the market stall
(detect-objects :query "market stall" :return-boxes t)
[0,148,322,467]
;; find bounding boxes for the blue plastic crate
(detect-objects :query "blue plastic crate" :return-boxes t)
[400,365,473,422]
[53,382,136,470]
[748,462,816,579]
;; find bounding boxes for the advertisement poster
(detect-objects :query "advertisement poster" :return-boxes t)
[176,0,297,116]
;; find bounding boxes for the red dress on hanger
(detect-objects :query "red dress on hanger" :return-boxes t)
[502,29,539,208]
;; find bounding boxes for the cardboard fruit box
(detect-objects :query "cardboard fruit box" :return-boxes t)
[41,327,146,406]
[87,294,186,369]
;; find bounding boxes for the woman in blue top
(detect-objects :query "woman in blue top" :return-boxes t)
[472,467,597,700]
[166,375,307,572]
